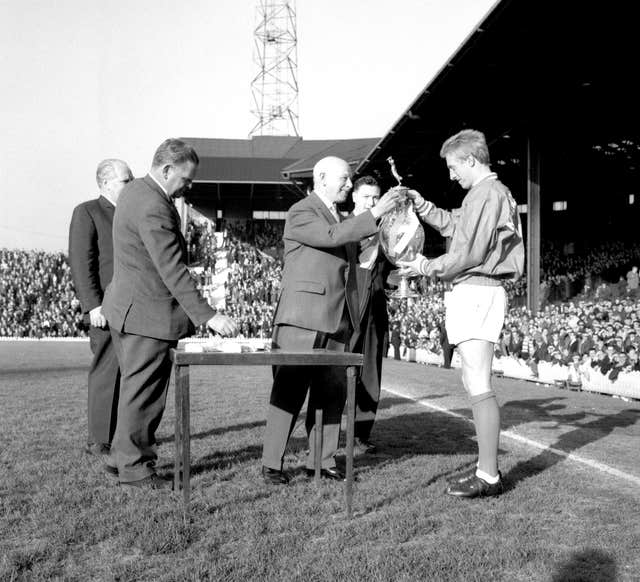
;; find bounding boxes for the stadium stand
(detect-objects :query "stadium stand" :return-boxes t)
[0,248,85,338]
[2,234,640,400]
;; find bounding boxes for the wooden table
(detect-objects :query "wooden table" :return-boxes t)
[169,348,364,517]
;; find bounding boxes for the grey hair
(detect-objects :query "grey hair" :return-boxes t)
[96,158,128,187]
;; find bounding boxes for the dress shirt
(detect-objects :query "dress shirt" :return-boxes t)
[315,190,341,222]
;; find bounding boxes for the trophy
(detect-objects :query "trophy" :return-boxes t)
[378,157,425,299]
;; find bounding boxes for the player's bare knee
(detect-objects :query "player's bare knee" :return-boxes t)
[469,390,496,405]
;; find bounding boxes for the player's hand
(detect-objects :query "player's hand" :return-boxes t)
[89,305,107,328]
[405,189,427,208]
[386,269,402,288]
[370,188,402,219]
[207,314,238,337]
[396,253,427,276]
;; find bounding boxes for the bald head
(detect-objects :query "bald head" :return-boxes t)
[312,156,353,204]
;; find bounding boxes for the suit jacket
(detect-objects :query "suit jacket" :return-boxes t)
[273,191,378,334]
[352,237,392,345]
[103,175,215,341]
[350,245,392,394]
[68,195,115,321]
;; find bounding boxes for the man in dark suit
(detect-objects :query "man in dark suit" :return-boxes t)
[390,324,402,360]
[348,176,393,454]
[69,158,133,456]
[103,139,237,489]
[260,156,401,484]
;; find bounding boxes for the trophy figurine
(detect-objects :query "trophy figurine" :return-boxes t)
[378,157,425,299]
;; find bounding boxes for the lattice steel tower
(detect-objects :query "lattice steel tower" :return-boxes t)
[249,0,299,137]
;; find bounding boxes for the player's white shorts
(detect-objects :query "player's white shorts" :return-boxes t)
[444,284,507,345]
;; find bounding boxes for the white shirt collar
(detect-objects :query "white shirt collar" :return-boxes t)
[149,172,169,197]
[472,172,498,188]
[314,190,339,218]
[99,193,116,207]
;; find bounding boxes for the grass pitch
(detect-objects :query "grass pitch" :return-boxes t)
[1,341,639,581]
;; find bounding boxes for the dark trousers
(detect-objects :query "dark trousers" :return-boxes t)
[391,339,401,360]
[351,324,387,441]
[262,321,349,471]
[441,327,454,369]
[87,325,120,446]
[110,329,176,482]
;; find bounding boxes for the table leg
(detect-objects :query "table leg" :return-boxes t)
[174,364,191,508]
[314,408,322,488]
[345,365,357,519]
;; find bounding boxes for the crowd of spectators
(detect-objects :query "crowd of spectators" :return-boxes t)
[219,239,282,339]
[4,232,640,392]
[496,295,640,385]
[391,278,640,389]
[185,219,218,272]
[0,248,84,338]
[225,219,284,260]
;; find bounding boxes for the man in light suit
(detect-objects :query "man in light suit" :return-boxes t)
[349,176,394,454]
[103,139,237,489]
[69,158,133,456]
[260,156,401,485]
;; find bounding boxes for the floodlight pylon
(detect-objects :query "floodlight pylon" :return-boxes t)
[249,0,299,137]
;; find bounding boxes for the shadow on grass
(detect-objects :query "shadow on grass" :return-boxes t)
[343,393,640,506]
[551,548,617,582]
[1,366,88,377]
[191,488,275,514]
[376,393,453,411]
[157,397,478,486]
[157,437,308,476]
[500,397,640,490]
[156,419,266,445]
[189,443,266,477]
[158,391,639,495]
[330,401,483,512]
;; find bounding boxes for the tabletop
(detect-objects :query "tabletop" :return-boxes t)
[170,348,364,367]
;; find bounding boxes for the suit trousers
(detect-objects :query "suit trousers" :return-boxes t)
[110,329,176,482]
[87,325,120,446]
[351,320,387,441]
[262,320,350,471]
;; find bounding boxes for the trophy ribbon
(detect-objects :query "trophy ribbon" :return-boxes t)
[391,213,420,256]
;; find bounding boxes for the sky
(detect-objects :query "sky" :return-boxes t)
[0,0,496,252]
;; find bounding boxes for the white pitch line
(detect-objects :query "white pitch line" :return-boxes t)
[383,386,640,487]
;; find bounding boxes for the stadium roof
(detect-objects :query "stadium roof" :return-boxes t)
[180,135,380,217]
[351,0,640,311]
[183,136,379,185]
[281,138,380,180]
[356,0,640,223]
[184,0,640,241]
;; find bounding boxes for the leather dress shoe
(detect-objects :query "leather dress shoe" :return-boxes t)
[120,474,171,490]
[446,471,503,498]
[85,443,111,456]
[262,466,289,485]
[354,438,377,454]
[304,466,345,481]
[102,463,119,478]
